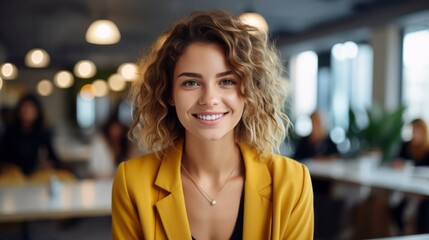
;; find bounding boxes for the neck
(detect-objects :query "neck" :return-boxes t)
[21,123,34,133]
[182,134,241,178]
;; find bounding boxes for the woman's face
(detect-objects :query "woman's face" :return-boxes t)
[412,123,425,144]
[19,101,38,126]
[171,42,244,142]
[109,122,123,140]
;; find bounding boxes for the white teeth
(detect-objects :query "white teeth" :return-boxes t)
[196,113,224,121]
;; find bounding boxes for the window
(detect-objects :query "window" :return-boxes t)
[402,28,429,123]
[330,42,373,129]
[76,94,95,128]
[289,51,318,136]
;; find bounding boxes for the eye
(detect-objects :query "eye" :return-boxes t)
[182,80,199,87]
[220,79,235,85]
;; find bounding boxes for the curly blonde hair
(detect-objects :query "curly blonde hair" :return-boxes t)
[130,9,290,157]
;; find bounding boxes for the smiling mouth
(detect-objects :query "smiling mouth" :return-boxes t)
[194,113,226,121]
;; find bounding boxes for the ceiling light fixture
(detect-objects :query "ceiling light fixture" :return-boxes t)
[0,62,18,80]
[117,63,138,81]
[108,73,126,91]
[74,60,97,78]
[25,48,50,68]
[86,19,121,45]
[238,12,269,35]
[37,79,54,97]
[54,70,74,88]
[80,84,96,101]
[92,79,109,97]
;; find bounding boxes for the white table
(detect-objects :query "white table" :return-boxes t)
[0,179,112,223]
[305,159,429,239]
[370,234,429,240]
[304,159,429,197]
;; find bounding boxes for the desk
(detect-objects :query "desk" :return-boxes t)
[305,159,429,239]
[0,179,112,223]
[370,233,429,239]
[304,159,429,197]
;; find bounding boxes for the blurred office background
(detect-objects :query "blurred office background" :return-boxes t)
[1,0,429,239]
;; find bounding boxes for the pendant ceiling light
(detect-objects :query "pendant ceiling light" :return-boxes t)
[53,70,74,88]
[74,60,97,78]
[0,62,18,80]
[117,63,138,81]
[238,12,269,35]
[86,19,121,45]
[25,48,50,68]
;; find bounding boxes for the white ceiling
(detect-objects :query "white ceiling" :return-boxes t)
[1,0,429,69]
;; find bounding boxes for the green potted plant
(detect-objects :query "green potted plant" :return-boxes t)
[346,104,406,165]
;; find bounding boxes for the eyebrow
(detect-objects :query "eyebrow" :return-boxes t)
[176,70,233,79]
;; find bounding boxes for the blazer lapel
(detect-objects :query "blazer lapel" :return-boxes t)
[155,140,192,239]
[240,143,273,239]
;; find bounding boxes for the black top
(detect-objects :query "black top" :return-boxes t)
[192,189,244,240]
[0,126,61,175]
[293,136,338,161]
[398,141,429,166]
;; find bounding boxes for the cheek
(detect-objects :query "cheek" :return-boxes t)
[173,91,190,109]
[226,93,245,111]
[173,94,192,121]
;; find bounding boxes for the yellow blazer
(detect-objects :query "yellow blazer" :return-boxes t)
[112,140,314,239]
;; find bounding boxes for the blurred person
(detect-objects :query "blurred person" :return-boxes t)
[396,118,429,167]
[0,106,13,135]
[0,107,13,166]
[391,118,429,234]
[111,10,314,239]
[293,111,342,239]
[0,93,62,175]
[102,114,133,166]
[293,110,339,161]
[87,114,136,179]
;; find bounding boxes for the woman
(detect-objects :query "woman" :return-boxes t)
[102,114,132,166]
[293,111,338,161]
[112,10,314,239]
[0,93,61,175]
[391,118,429,234]
[397,118,429,166]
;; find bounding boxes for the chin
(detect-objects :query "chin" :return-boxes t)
[195,131,231,142]
[200,135,226,142]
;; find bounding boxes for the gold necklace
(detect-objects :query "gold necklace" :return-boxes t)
[181,160,239,206]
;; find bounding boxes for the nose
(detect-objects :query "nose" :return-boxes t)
[199,85,219,106]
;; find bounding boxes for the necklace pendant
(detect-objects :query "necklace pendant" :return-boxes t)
[210,200,217,206]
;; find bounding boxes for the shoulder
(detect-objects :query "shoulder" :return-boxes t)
[421,151,429,166]
[265,154,313,211]
[401,141,412,148]
[119,152,162,178]
[266,153,310,181]
[256,153,311,200]
[113,152,163,198]
[240,143,309,181]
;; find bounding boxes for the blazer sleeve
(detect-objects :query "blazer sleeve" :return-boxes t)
[111,162,144,239]
[283,164,314,239]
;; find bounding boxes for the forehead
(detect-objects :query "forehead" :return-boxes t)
[173,42,229,76]
[21,100,36,108]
